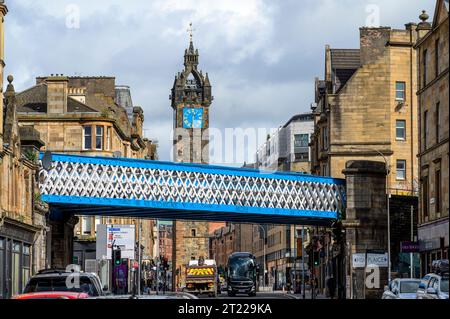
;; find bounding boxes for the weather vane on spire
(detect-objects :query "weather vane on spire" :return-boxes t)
[187,22,195,42]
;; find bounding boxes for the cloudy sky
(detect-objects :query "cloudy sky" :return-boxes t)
[5,0,434,164]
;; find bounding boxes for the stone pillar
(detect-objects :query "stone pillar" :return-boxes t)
[49,209,79,268]
[342,160,388,299]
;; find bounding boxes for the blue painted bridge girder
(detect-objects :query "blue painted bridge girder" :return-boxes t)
[39,153,346,225]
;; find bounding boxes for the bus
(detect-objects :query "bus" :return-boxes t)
[226,252,258,297]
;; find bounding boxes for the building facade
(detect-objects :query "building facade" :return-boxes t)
[0,1,49,298]
[158,221,173,263]
[415,0,449,275]
[256,113,314,173]
[16,75,158,270]
[253,114,314,290]
[310,24,419,195]
[170,35,212,290]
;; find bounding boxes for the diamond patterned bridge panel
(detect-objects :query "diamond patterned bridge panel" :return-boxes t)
[39,153,346,225]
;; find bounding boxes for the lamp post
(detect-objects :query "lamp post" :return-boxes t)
[350,146,391,283]
[257,225,267,290]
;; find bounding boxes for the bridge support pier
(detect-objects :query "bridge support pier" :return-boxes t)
[48,209,78,269]
[343,160,388,299]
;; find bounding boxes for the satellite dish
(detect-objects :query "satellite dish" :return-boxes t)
[113,151,122,158]
[42,151,53,171]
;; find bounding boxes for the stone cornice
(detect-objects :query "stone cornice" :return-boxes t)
[414,17,449,48]
[0,3,8,16]
[416,67,449,95]
[417,137,449,157]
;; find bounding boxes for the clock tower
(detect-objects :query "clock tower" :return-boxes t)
[171,24,212,163]
[170,25,214,290]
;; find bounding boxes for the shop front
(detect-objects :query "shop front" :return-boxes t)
[0,218,38,299]
[418,218,449,276]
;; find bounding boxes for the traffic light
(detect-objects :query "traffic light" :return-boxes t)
[313,251,320,266]
[332,221,345,243]
[113,249,121,265]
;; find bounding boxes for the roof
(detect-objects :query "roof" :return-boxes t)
[330,49,360,93]
[330,49,361,69]
[282,113,314,128]
[16,84,98,114]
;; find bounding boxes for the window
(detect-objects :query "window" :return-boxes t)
[424,110,428,151]
[22,244,31,289]
[435,169,441,214]
[11,242,21,296]
[95,126,103,150]
[294,134,309,161]
[422,175,429,219]
[435,39,439,77]
[436,102,440,144]
[83,126,92,150]
[423,49,428,87]
[191,229,196,237]
[396,120,406,140]
[81,216,92,235]
[396,160,406,180]
[395,82,406,101]
[0,238,4,299]
[106,127,111,151]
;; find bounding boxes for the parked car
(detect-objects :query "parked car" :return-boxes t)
[421,273,449,300]
[382,278,421,299]
[22,269,108,297]
[416,274,432,299]
[12,291,89,299]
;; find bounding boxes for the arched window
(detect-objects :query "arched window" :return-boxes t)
[185,73,198,89]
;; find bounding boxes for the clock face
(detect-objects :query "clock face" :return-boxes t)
[183,107,203,129]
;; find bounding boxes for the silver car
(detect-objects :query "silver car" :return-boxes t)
[421,273,449,300]
[382,278,421,299]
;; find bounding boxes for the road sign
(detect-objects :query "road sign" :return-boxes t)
[352,253,365,268]
[352,252,388,268]
[96,224,136,260]
[366,253,388,267]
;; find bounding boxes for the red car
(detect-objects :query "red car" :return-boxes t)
[12,291,90,299]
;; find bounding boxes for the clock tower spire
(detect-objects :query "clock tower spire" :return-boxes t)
[171,23,212,163]
[170,24,214,291]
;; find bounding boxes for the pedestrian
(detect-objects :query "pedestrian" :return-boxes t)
[328,276,336,299]
[314,277,319,298]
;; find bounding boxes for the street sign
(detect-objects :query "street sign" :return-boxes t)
[400,241,419,253]
[366,253,388,267]
[352,253,365,268]
[352,252,388,268]
[96,224,136,260]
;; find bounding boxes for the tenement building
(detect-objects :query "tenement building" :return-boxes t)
[310,24,419,194]
[170,33,212,290]
[414,0,449,275]
[15,75,158,270]
[1,1,49,298]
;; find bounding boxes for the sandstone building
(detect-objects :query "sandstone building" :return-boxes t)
[310,24,420,195]
[0,1,48,298]
[414,0,449,275]
[15,75,158,270]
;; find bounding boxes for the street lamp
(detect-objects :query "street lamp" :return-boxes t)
[256,225,267,291]
[349,146,392,283]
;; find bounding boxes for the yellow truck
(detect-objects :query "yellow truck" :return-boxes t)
[185,259,218,297]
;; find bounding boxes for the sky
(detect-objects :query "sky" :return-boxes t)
[4,0,435,164]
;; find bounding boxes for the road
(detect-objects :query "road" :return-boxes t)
[197,292,296,299]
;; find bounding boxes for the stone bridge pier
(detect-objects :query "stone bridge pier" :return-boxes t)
[343,160,389,299]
